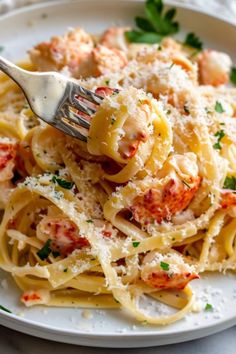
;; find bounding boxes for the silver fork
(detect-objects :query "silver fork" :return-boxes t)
[0,56,104,142]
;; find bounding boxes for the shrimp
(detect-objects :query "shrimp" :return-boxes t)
[99,26,129,52]
[0,140,17,182]
[220,190,236,209]
[29,27,94,77]
[131,153,201,225]
[91,45,127,77]
[141,250,199,290]
[37,216,89,256]
[197,49,232,87]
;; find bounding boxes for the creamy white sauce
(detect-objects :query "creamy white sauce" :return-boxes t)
[18,71,68,120]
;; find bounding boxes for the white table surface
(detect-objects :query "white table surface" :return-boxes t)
[0,0,236,351]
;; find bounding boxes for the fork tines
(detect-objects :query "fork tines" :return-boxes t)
[63,83,104,141]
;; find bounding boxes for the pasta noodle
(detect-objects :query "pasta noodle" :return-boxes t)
[0,25,236,326]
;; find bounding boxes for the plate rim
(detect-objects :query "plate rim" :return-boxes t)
[0,0,235,27]
[0,0,236,345]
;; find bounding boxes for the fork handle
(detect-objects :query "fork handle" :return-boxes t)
[0,55,29,86]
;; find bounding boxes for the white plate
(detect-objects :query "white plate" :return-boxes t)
[0,0,236,348]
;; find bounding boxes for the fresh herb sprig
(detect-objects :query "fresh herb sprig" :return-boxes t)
[184,32,203,50]
[125,0,179,44]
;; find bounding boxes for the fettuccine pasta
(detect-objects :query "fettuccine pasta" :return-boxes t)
[0,23,236,326]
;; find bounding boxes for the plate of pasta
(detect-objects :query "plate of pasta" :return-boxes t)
[0,0,236,348]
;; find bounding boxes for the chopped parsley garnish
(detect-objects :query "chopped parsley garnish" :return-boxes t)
[182,180,191,189]
[184,104,190,114]
[205,303,213,311]
[184,32,203,50]
[215,101,225,113]
[52,175,74,189]
[160,261,170,271]
[63,268,68,273]
[105,79,110,85]
[86,219,93,223]
[132,241,140,248]
[230,67,236,86]
[37,239,52,260]
[0,46,4,53]
[111,117,116,125]
[37,240,61,260]
[125,0,179,44]
[52,251,60,258]
[213,129,225,150]
[223,176,236,190]
[0,305,12,313]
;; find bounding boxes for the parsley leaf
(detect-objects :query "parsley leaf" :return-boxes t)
[52,251,60,258]
[52,176,74,189]
[205,303,213,311]
[213,129,225,150]
[182,180,191,189]
[125,30,162,44]
[184,32,203,50]
[160,261,169,271]
[125,0,179,44]
[37,239,52,260]
[86,219,93,223]
[184,104,190,114]
[0,305,12,313]
[223,176,236,190]
[215,101,225,113]
[230,67,236,86]
[132,241,140,248]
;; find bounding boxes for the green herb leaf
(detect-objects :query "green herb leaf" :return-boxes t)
[0,46,4,53]
[63,268,68,273]
[160,261,169,271]
[86,219,93,223]
[184,32,203,50]
[52,251,61,258]
[52,175,74,189]
[145,0,179,35]
[182,180,191,189]
[37,239,52,260]
[125,30,162,44]
[215,101,225,113]
[135,16,155,32]
[184,104,190,114]
[223,176,236,190]
[230,67,236,86]
[132,241,140,248]
[125,0,179,44]
[213,129,225,150]
[205,303,213,311]
[0,305,12,313]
